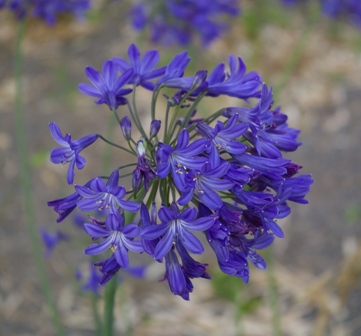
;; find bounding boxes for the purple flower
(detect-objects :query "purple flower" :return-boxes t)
[156,129,207,190]
[204,55,262,99]
[281,0,300,6]
[1,0,90,23]
[149,119,161,139]
[197,114,248,165]
[47,43,313,300]
[78,60,133,110]
[113,44,166,91]
[178,161,234,210]
[94,254,121,285]
[84,212,143,268]
[323,0,361,27]
[130,3,147,29]
[218,250,250,283]
[130,0,241,47]
[176,240,210,280]
[94,254,146,285]
[120,116,132,141]
[132,140,156,194]
[142,203,216,260]
[232,152,291,181]
[156,51,190,86]
[80,263,102,295]
[48,188,84,223]
[49,122,98,185]
[75,169,141,214]
[163,70,208,93]
[164,249,193,300]
[139,203,159,257]
[32,0,90,25]
[40,227,69,256]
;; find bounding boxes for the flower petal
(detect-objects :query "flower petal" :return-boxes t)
[84,235,112,255]
[84,223,110,238]
[178,229,204,254]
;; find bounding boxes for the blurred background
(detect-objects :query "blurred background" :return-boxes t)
[1,0,361,335]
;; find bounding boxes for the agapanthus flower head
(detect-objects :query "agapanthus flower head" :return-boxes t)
[281,0,361,28]
[48,43,313,300]
[130,0,241,47]
[32,0,90,25]
[1,0,90,24]
[321,0,361,26]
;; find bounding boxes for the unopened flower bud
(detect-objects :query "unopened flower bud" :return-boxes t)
[132,168,142,195]
[120,116,132,141]
[149,120,161,139]
[136,138,147,158]
[151,202,157,224]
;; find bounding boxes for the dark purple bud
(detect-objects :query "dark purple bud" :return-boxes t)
[132,168,142,195]
[149,119,161,139]
[120,116,132,141]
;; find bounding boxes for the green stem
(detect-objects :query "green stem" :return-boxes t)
[265,247,282,336]
[103,276,118,336]
[146,179,159,208]
[151,85,163,121]
[103,114,118,172]
[91,293,103,335]
[163,103,171,143]
[166,91,194,143]
[101,112,118,335]
[132,85,147,137]
[180,92,206,130]
[99,135,135,155]
[14,19,65,336]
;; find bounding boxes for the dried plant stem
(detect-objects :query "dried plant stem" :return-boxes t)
[14,18,65,336]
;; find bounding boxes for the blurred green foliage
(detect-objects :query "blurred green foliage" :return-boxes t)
[212,269,263,315]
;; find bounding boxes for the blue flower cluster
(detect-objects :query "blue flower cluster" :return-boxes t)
[130,0,241,46]
[0,0,90,24]
[322,0,361,26]
[282,0,361,27]
[48,44,313,300]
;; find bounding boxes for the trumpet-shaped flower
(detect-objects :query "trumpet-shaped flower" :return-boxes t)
[113,43,166,91]
[142,203,216,260]
[84,212,143,268]
[75,170,141,214]
[78,61,133,110]
[49,122,98,185]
